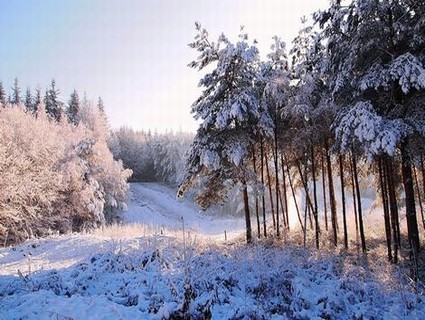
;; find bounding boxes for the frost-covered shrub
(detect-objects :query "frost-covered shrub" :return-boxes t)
[3,243,422,319]
[0,104,65,243]
[0,103,131,245]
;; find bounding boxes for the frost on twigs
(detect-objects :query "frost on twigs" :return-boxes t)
[0,102,131,245]
[1,239,423,319]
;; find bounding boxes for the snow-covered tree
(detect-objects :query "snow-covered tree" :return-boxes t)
[179,23,273,243]
[44,79,62,121]
[24,87,34,113]
[67,89,80,125]
[151,132,192,186]
[10,78,21,105]
[33,86,42,113]
[316,0,425,254]
[0,81,6,107]
[109,128,143,181]
[258,36,291,237]
[77,98,132,220]
[109,127,194,186]
[78,98,109,140]
[288,16,341,248]
[97,96,105,113]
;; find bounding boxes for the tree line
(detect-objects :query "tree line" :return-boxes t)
[0,78,106,125]
[0,79,131,245]
[178,0,425,264]
[109,127,193,186]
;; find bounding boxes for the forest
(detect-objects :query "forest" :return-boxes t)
[0,0,424,284]
[1,0,425,318]
[175,0,425,271]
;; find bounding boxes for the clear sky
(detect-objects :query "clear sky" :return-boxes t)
[0,0,329,133]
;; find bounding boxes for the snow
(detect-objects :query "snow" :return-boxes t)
[359,53,425,94]
[334,101,411,158]
[125,183,245,239]
[1,183,424,319]
[201,149,220,170]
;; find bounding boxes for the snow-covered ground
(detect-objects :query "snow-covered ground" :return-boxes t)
[0,183,424,319]
[125,183,246,239]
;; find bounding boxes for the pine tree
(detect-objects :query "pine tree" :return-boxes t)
[10,78,21,105]
[0,81,6,107]
[67,89,80,125]
[44,79,62,121]
[97,96,109,127]
[289,16,334,248]
[260,36,291,237]
[24,87,34,113]
[179,23,273,243]
[34,87,42,113]
[317,0,425,254]
[97,96,105,114]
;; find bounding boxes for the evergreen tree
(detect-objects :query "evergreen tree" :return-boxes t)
[97,96,109,126]
[317,0,425,254]
[10,78,21,105]
[289,16,337,248]
[24,87,34,113]
[67,89,80,125]
[0,81,6,107]
[260,36,291,237]
[97,96,105,114]
[34,86,42,113]
[179,24,273,243]
[44,79,62,121]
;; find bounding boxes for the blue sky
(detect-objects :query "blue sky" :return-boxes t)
[0,0,328,132]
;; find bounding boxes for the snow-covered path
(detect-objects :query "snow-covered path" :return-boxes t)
[125,183,245,239]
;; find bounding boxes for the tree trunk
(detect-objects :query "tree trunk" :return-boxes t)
[304,194,308,247]
[242,180,252,244]
[286,158,304,232]
[252,148,261,237]
[386,157,399,262]
[254,197,260,238]
[352,152,366,253]
[280,153,289,231]
[321,153,329,231]
[339,154,348,250]
[421,156,425,225]
[325,141,338,247]
[273,144,280,238]
[265,152,276,230]
[296,160,314,228]
[260,139,267,237]
[278,188,287,229]
[311,146,320,249]
[350,156,360,248]
[413,165,425,229]
[401,145,420,254]
[379,157,393,262]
